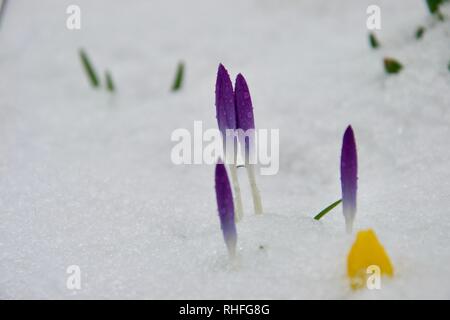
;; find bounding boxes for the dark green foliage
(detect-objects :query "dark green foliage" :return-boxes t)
[171,62,185,91]
[369,33,380,49]
[384,58,403,74]
[426,0,448,20]
[313,199,342,220]
[79,49,100,88]
[427,0,440,13]
[415,26,425,39]
[426,0,443,14]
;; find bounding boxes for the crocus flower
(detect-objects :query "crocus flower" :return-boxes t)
[235,74,255,131]
[235,73,263,215]
[215,162,237,258]
[235,73,255,159]
[215,64,243,221]
[215,64,236,140]
[347,229,394,290]
[341,125,357,233]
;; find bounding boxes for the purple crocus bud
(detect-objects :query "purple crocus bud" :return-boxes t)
[235,73,255,162]
[215,64,236,136]
[215,162,237,257]
[340,125,358,233]
[235,73,255,131]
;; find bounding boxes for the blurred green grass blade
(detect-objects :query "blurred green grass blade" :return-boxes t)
[369,33,379,49]
[415,26,425,39]
[0,0,8,28]
[171,62,184,91]
[313,199,342,220]
[105,70,115,92]
[79,49,100,88]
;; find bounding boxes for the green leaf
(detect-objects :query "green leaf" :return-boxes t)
[171,61,184,91]
[105,70,115,92]
[313,199,342,220]
[384,57,403,74]
[369,33,379,49]
[79,49,100,88]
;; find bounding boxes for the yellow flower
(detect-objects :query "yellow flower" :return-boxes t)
[347,229,394,289]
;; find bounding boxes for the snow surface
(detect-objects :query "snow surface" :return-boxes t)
[0,0,449,299]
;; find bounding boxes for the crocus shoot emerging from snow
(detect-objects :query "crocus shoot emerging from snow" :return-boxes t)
[215,162,237,258]
[368,33,380,49]
[341,125,358,233]
[105,70,116,92]
[215,64,243,221]
[426,0,445,20]
[79,49,100,88]
[235,73,263,215]
[415,26,425,40]
[171,61,185,92]
[384,57,403,74]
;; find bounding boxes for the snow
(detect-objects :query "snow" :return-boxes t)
[0,0,449,299]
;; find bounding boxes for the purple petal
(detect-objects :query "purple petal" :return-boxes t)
[235,73,255,131]
[215,162,237,256]
[215,64,236,137]
[340,125,358,232]
[235,73,256,159]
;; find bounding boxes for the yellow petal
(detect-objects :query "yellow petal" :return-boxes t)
[347,229,394,290]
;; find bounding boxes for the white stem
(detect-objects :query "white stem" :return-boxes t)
[229,164,243,222]
[345,217,354,234]
[246,164,263,214]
